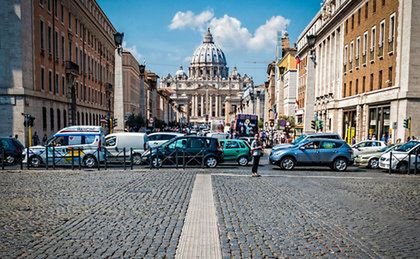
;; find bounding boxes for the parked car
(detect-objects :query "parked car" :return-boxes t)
[146,132,184,149]
[206,132,229,140]
[352,140,386,156]
[23,126,106,168]
[272,133,342,151]
[269,139,354,172]
[219,139,251,166]
[379,141,420,172]
[354,144,400,169]
[105,133,148,165]
[0,137,24,165]
[142,136,224,168]
[239,136,256,145]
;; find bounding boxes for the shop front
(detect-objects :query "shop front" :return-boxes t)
[368,104,390,141]
[342,109,357,144]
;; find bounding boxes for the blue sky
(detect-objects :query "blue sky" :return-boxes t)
[97,0,321,84]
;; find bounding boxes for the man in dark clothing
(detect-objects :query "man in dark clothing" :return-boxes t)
[251,134,262,177]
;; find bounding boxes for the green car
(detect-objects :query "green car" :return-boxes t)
[220,139,251,166]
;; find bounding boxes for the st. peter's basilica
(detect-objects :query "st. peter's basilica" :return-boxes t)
[159,29,254,125]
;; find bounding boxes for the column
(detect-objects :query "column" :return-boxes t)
[215,95,219,117]
[113,48,124,132]
[209,95,213,118]
[191,95,195,117]
[201,95,204,116]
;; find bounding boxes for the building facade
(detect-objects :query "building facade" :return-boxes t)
[0,0,116,145]
[122,51,141,118]
[296,0,420,142]
[159,29,253,126]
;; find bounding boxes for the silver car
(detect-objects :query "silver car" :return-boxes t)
[146,132,184,149]
[354,144,400,169]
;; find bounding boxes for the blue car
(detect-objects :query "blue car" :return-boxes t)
[269,138,354,171]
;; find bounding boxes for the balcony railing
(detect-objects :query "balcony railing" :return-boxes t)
[349,61,353,71]
[370,49,375,62]
[355,57,360,68]
[378,45,384,58]
[362,54,367,65]
[388,38,394,53]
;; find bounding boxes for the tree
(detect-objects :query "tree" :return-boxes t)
[126,113,146,131]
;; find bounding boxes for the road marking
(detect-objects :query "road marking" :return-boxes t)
[212,173,376,180]
[175,174,222,259]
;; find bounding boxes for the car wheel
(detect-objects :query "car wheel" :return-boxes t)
[368,158,379,169]
[151,156,162,168]
[132,153,142,165]
[83,155,98,168]
[29,155,42,168]
[237,156,249,166]
[333,157,348,172]
[280,156,295,170]
[205,156,218,168]
[396,162,408,174]
[6,155,15,165]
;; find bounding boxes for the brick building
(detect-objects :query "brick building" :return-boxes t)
[296,0,420,142]
[0,0,116,145]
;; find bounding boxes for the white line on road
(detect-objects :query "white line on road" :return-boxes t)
[175,174,222,259]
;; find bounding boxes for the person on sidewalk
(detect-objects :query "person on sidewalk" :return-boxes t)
[251,133,262,177]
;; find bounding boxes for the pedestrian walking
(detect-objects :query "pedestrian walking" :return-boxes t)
[32,131,40,146]
[42,134,48,145]
[251,133,262,177]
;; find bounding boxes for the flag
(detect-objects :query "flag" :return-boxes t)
[295,55,301,65]
[295,99,299,106]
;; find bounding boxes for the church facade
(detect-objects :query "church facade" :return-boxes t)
[159,29,253,125]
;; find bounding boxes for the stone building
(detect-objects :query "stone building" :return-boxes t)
[296,0,420,142]
[159,29,253,126]
[0,0,116,145]
[240,84,265,122]
[122,51,141,117]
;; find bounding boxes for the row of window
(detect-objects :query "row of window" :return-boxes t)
[343,66,393,97]
[39,18,113,85]
[41,107,104,131]
[345,0,387,34]
[344,13,395,72]
[39,0,114,50]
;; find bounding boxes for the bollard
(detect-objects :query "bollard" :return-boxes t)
[52,146,56,170]
[1,148,4,170]
[71,148,74,170]
[415,149,418,175]
[26,147,30,170]
[408,153,411,175]
[123,148,126,170]
[130,148,133,170]
[201,149,205,168]
[183,150,185,169]
[20,150,24,170]
[149,151,152,169]
[389,152,392,175]
[175,148,179,169]
[78,148,81,170]
[104,149,108,170]
[45,146,49,170]
[97,148,100,171]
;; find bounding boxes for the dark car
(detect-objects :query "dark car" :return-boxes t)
[0,137,25,165]
[269,138,354,171]
[142,136,224,168]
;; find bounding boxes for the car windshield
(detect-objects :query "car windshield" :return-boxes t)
[394,141,419,152]
[292,135,306,145]
[379,145,395,153]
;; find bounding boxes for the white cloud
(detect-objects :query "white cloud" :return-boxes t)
[122,42,144,63]
[169,10,290,52]
[169,10,214,31]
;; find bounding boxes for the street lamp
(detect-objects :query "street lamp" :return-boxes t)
[306,34,317,65]
[113,32,124,54]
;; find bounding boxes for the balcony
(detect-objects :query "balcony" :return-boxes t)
[378,45,384,59]
[65,61,79,76]
[370,49,375,63]
[388,38,394,53]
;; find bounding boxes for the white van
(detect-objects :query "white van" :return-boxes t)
[23,126,105,168]
[105,132,148,165]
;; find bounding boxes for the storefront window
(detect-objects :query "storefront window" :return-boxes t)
[343,110,357,144]
[368,105,390,140]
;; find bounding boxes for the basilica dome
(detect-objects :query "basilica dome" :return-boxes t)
[189,28,228,79]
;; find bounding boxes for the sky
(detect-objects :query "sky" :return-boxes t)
[97,0,321,84]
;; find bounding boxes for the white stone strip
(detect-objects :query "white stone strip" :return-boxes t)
[175,174,222,259]
[212,173,375,180]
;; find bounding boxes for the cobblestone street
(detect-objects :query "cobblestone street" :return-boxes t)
[0,167,419,258]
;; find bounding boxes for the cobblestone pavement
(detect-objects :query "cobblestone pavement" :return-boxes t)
[0,169,196,258]
[1,166,419,258]
[213,167,420,258]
